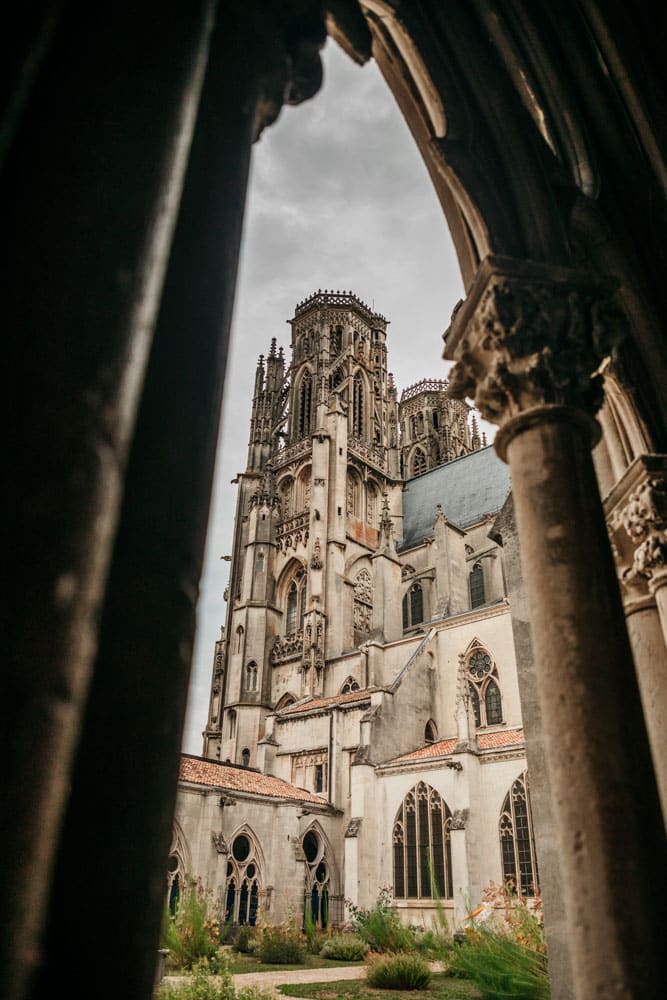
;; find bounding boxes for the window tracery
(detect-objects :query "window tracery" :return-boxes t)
[285,571,306,636]
[392,782,453,899]
[244,661,258,692]
[466,645,503,727]
[224,831,262,926]
[302,829,332,928]
[340,676,360,694]
[499,772,539,896]
[353,569,373,644]
[412,448,427,476]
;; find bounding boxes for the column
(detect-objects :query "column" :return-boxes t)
[444,255,666,1000]
[606,454,667,817]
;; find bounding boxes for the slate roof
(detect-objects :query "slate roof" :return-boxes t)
[400,445,511,548]
[179,755,327,804]
[280,689,373,716]
[388,727,524,763]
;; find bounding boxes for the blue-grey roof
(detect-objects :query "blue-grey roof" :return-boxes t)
[400,445,511,548]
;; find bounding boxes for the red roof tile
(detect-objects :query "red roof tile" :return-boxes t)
[179,755,327,804]
[389,728,524,763]
[280,689,372,715]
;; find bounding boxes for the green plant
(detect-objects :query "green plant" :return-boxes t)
[319,933,369,961]
[257,923,307,965]
[234,926,258,954]
[447,929,549,999]
[346,887,416,953]
[154,959,235,1000]
[365,953,432,990]
[161,879,229,972]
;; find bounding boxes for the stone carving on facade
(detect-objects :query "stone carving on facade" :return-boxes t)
[619,475,667,583]
[345,818,363,838]
[446,264,627,429]
[271,630,304,665]
[310,537,323,569]
[450,808,469,830]
[277,510,310,551]
[211,832,228,854]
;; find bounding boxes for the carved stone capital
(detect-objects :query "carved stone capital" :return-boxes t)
[450,808,469,830]
[604,454,667,599]
[444,257,626,449]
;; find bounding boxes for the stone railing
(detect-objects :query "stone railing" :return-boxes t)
[269,436,311,470]
[400,378,449,401]
[271,630,304,664]
[348,435,386,470]
[293,289,387,323]
[277,510,310,550]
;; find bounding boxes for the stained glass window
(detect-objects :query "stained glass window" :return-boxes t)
[392,782,453,899]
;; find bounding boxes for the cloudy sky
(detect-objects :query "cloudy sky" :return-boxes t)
[181,38,491,755]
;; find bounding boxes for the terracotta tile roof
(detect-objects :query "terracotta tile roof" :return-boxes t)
[388,728,524,763]
[179,755,327,804]
[280,689,373,715]
[478,728,524,750]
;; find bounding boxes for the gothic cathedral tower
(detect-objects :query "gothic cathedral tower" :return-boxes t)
[203,291,479,765]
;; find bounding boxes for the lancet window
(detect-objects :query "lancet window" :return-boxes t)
[298,371,313,438]
[402,582,424,630]
[224,832,262,926]
[244,662,258,692]
[285,573,306,636]
[466,645,503,727]
[425,719,438,742]
[235,626,244,654]
[469,562,485,608]
[352,372,364,437]
[392,782,453,899]
[353,569,373,644]
[330,325,343,355]
[412,448,427,476]
[241,748,250,767]
[499,772,539,896]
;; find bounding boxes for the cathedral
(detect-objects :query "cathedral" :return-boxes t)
[170,290,535,930]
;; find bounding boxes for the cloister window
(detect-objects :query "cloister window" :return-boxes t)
[298,371,313,438]
[392,782,453,899]
[412,448,427,476]
[499,772,539,896]
[402,582,424,630]
[466,645,503,727]
[469,562,485,608]
[353,569,373,644]
[302,829,332,928]
[352,372,364,437]
[340,676,360,694]
[244,662,258,692]
[224,832,261,926]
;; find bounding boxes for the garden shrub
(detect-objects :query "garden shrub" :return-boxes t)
[154,959,235,1000]
[161,879,229,972]
[447,929,549,999]
[366,953,432,990]
[257,923,307,965]
[234,926,257,954]
[347,887,416,953]
[319,933,369,961]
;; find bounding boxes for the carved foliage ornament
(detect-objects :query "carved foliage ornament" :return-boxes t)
[448,278,626,424]
[621,476,667,582]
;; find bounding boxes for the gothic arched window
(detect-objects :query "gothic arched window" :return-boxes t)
[352,372,364,437]
[302,829,332,929]
[402,583,424,630]
[330,325,342,355]
[224,832,262,926]
[499,772,539,896]
[466,644,503,727]
[241,748,250,767]
[244,662,258,692]
[347,470,362,519]
[284,569,306,636]
[393,782,453,899]
[425,719,438,742]
[353,569,373,645]
[235,625,244,653]
[469,561,485,608]
[298,370,313,438]
[412,448,427,476]
[227,709,236,738]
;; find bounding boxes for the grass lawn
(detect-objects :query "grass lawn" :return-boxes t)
[276,973,480,1000]
[228,954,366,975]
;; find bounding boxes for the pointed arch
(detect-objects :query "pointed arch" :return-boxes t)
[340,675,360,694]
[346,466,363,519]
[296,367,314,439]
[392,781,453,899]
[424,719,438,742]
[166,819,192,912]
[463,638,503,727]
[224,826,265,926]
[353,568,373,645]
[402,581,424,630]
[301,821,339,929]
[352,370,364,437]
[499,771,539,897]
[411,447,427,476]
[275,692,297,711]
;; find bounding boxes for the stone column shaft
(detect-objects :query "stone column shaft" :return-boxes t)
[445,256,667,1000]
